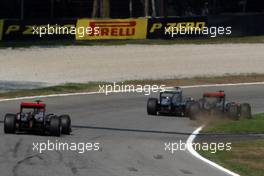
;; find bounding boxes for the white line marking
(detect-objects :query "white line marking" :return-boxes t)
[187,126,240,176]
[0,91,100,102]
[0,81,264,102]
[181,81,264,89]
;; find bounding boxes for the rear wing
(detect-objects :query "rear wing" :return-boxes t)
[20,102,46,108]
[203,91,225,98]
[161,87,182,93]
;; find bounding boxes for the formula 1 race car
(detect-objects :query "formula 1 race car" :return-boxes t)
[147,87,195,117]
[4,101,71,136]
[188,91,252,120]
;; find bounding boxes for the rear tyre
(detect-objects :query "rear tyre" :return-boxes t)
[240,103,252,119]
[147,98,158,115]
[50,116,61,136]
[185,102,193,117]
[189,103,200,120]
[4,114,16,134]
[210,108,222,118]
[228,105,239,120]
[60,115,71,135]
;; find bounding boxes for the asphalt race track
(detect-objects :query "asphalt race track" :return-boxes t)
[0,84,264,176]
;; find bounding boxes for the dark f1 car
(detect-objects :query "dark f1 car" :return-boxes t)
[188,91,252,120]
[147,87,194,117]
[4,101,71,136]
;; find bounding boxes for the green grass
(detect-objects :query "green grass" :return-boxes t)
[203,113,264,134]
[199,140,264,176]
[0,36,264,48]
[0,82,103,99]
[1,74,264,99]
[198,113,264,176]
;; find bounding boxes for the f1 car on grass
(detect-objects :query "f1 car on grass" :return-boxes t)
[188,91,252,120]
[147,87,195,117]
[147,88,252,121]
[4,101,71,136]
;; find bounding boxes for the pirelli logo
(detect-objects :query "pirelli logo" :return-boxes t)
[90,21,136,37]
[76,19,147,40]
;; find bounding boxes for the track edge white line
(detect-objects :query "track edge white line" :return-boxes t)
[1,81,264,102]
[186,126,240,176]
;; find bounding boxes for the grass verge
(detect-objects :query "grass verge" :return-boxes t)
[0,36,264,48]
[203,113,264,134]
[198,113,264,176]
[199,140,264,176]
[1,74,264,99]
[0,82,101,99]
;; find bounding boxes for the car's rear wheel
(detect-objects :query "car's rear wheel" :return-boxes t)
[228,105,239,120]
[50,116,61,136]
[240,103,252,119]
[147,98,158,115]
[60,115,71,135]
[185,102,193,117]
[210,108,222,118]
[189,103,200,120]
[4,114,16,134]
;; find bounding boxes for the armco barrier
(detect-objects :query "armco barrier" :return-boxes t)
[0,20,3,41]
[2,19,77,41]
[76,18,148,40]
[147,17,208,39]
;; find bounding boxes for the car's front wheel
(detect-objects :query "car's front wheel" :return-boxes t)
[147,98,158,115]
[228,104,239,120]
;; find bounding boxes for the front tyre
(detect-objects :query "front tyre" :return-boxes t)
[147,98,158,115]
[4,114,16,134]
[185,102,193,117]
[50,116,61,136]
[240,103,252,119]
[60,115,71,135]
[189,103,200,120]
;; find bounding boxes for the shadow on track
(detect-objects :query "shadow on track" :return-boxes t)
[72,125,192,135]
[72,125,264,139]
[1,121,263,137]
